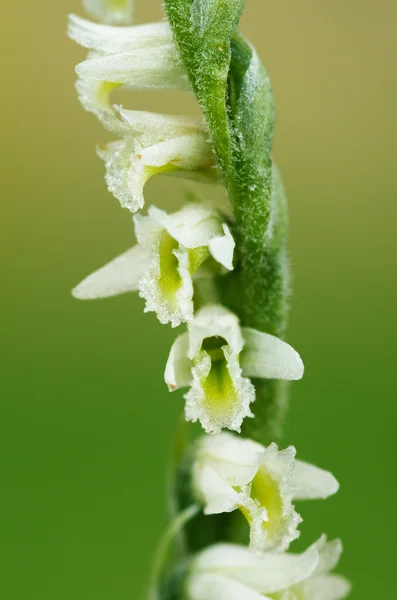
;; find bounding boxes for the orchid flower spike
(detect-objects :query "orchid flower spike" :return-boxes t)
[96,109,218,211]
[192,432,339,552]
[68,16,189,134]
[165,306,304,434]
[186,536,351,600]
[72,204,235,328]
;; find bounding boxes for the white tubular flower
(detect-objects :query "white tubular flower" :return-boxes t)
[72,204,235,328]
[68,16,190,133]
[187,537,351,600]
[96,111,217,211]
[134,205,234,326]
[82,0,134,25]
[165,306,304,435]
[192,432,339,552]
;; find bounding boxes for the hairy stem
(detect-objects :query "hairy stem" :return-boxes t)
[166,2,291,442]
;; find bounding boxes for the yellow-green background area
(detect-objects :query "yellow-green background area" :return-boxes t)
[1,0,396,597]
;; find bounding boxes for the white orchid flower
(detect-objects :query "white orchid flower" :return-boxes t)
[82,0,134,25]
[165,306,304,435]
[187,536,351,600]
[192,432,339,552]
[96,110,218,211]
[68,16,190,133]
[72,204,234,327]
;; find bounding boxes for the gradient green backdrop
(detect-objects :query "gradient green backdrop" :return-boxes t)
[2,0,396,597]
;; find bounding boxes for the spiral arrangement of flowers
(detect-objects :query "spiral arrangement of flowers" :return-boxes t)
[68,1,350,598]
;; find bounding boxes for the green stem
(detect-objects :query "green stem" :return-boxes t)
[165,3,291,440]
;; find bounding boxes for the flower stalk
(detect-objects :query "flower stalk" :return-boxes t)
[68,0,349,598]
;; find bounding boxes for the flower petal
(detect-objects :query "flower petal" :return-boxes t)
[240,327,304,380]
[97,135,216,212]
[184,344,255,434]
[245,443,301,552]
[147,204,223,249]
[164,333,192,391]
[72,245,149,300]
[68,15,171,53]
[314,536,343,575]
[188,574,265,600]
[75,77,130,136]
[297,574,351,600]
[293,460,339,501]
[187,305,245,358]
[134,212,196,326]
[117,108,203,139]
[194,464,241,515]
[82,0,134,25]
[139,134,214,171]
[193,542,319,594]
[194,433,263,486]
[97,139,147,211]
[75,45,189,89]
[208,224,235,271]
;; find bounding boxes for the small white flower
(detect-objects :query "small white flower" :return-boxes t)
[68,16,190,133]
[192,432,339,552]
[96,114,218,211]
[187,536,351,600]
[72,204,234,327]
[95,113,216,211]
[82,0,134,26]
[134,205,234,326]
[165,306,304,435]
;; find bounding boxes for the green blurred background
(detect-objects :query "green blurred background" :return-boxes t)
[1,0,396,597]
